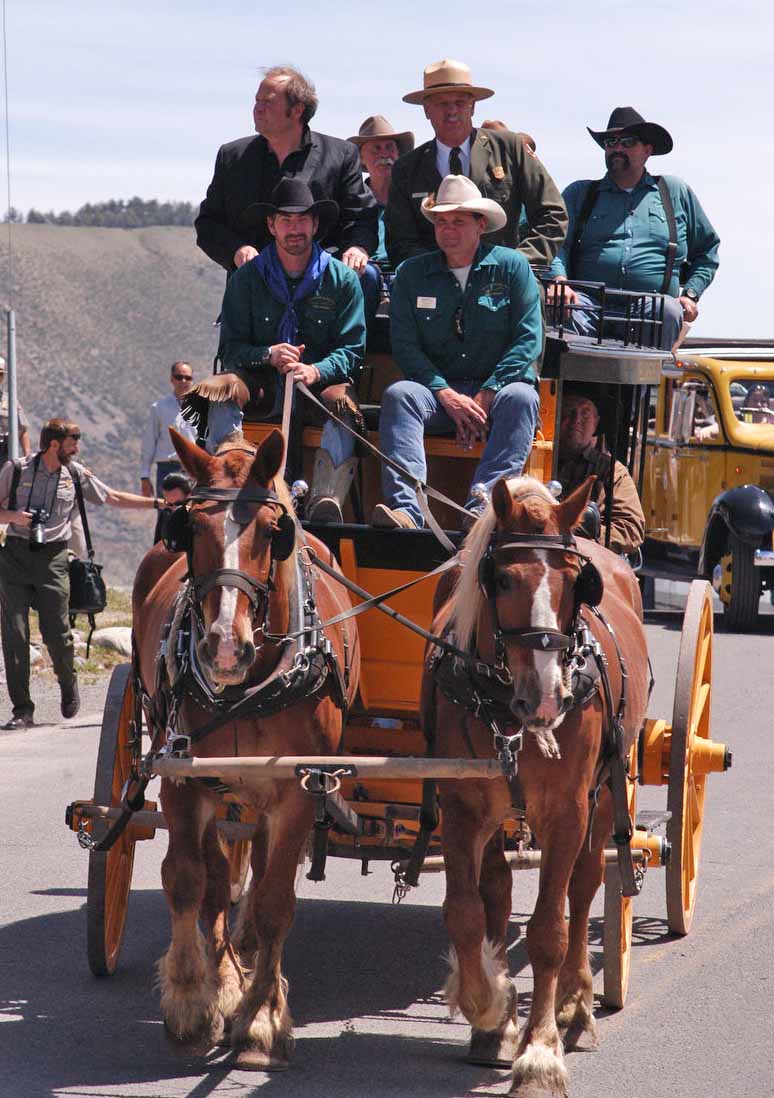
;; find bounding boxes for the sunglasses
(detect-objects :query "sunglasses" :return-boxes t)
[453,305,465,342]
[172,373,193,381]
[603,135,639,149]
[66,433,81,441]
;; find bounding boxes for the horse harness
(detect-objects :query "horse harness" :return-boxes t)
[421,529,643,898]
[84,482,350,855]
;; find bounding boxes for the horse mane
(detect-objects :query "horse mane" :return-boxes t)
[448,477,556,650]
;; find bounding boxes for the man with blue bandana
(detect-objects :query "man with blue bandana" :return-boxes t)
[186,179,366,523]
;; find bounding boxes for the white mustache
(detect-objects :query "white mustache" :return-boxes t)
[374,157,395,167]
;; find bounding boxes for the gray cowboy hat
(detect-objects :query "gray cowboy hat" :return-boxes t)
[587,106,673,156]
[348,115,414,158]
[240,178,339,237]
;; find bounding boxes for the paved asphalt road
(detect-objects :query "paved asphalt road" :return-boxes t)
[1,607,773,1098]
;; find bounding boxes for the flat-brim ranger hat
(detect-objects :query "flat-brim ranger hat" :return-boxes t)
[421,175,507,234]
[348,115,414,158]
[587,106,673,156]
[403,59,494,105]
[241,178,338,238]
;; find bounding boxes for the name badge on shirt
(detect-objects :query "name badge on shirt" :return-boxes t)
[417,296,436,309]
[411,191,429,199]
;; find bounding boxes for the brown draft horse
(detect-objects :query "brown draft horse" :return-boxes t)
[423,476,649,1098]
[132,429,359,1069]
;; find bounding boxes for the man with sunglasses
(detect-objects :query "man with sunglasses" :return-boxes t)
[374,175,541,529]
[549,107,719,350]
[140,361,197,539]
[0,419,159,730]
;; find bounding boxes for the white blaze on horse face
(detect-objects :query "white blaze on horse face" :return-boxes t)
[209,512,243,670]
[530,552,564,721]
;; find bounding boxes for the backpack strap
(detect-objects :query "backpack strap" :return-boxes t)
[70,467,95,560]
[8,459,22,512]
[655,176,679,295]
[567,179,603,279]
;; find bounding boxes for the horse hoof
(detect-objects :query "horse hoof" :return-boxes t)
[510,1083,567,1098]
[234,1047,290,1072]
[467,1026,518,1068]
[164,1012,225,1056]
[562,1019,599,1053]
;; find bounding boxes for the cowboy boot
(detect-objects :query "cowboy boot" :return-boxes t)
[307,449,358,523]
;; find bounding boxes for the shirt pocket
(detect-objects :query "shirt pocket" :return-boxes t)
[476,292,510,329]
[302,294,336,343]
[648,206,670,246]
[583,208,625,245]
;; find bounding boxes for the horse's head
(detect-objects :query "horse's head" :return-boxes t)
[454,476,599,733]
[169,428,296,687]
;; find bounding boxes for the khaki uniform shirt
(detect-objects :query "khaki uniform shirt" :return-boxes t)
[558,449,645,555]
[0,454,107,543]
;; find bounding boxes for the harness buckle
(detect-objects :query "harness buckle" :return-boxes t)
[493,730,524,778]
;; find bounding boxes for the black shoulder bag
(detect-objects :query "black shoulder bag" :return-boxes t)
[69,469,107,657]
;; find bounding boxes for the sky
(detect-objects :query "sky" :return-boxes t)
[1,0,769,337]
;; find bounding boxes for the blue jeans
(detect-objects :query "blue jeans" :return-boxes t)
[568,290,683,350]
[360,262,381,330]
[207,390,354,464]
[379,379,539,527]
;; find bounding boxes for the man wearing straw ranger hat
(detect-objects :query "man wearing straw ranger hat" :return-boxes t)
[374,175,542,530]
[385,59,567,269]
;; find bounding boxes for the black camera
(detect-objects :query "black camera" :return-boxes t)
[29,508,49,551]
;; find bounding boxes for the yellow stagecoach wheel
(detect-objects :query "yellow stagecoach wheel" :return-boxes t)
[87,664,138,977]
[602,743,637,1009]
[666,581,713,935]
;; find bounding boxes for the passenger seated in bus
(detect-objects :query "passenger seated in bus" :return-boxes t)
[739,384,774,424]
[692,390,720,441]
[557,388,645,555]
[373,175,541,529]
[348,116,414,273]
[185,179,365,524]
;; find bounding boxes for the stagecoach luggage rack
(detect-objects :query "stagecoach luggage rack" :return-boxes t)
[541,278,668,351]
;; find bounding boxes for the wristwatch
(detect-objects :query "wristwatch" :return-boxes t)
[682,287,700,303]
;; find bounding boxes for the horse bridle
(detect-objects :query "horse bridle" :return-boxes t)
[478,531,604,660]
[171,485,297,628]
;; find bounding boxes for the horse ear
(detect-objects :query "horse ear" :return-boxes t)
[169,427,214,483]
[251,429,285,485]
[491,478,514,525]
[556,476,596,534]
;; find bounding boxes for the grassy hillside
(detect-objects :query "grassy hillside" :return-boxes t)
[0,224,225,585]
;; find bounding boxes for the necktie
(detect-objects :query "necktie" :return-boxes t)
[449,146,463,176]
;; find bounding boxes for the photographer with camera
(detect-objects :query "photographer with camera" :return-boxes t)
[0,418,158,731]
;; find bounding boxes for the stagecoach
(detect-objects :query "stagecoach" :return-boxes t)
[65,285,732,1093]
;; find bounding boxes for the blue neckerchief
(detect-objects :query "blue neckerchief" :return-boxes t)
[254,242,330,344]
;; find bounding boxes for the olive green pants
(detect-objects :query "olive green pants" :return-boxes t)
[0,537,75,717]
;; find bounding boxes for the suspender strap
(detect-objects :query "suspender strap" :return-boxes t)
[656,176,679,295]
[71,468,95,560]
[8,459,21,511]
[567,179,602,279]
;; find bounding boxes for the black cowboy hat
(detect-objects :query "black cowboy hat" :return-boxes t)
[240,178,339,237]
[587,106,673,156]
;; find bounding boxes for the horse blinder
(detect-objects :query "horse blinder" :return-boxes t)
[575,561,604,608]
[162,506,193,554]
[271,512,296,561]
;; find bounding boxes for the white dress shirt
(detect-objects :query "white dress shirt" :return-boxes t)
[140,392,197,477]
[435,136,472,179]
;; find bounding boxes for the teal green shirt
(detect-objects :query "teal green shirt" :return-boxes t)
[550,171,720,298]
[373,205,387,264]
[220,256,365,386]
[389,243,542,393]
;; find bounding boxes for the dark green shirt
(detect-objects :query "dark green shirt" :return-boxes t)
[220,256,365,386]
[389,243,542,392]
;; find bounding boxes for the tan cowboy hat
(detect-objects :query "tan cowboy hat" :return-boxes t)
[403,59,494,105]
[348,115,414,158]
[421,175,507,233]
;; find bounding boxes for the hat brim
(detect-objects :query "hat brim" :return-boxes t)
[403,82,494,105]
[420,195,507,234]
[587,122,673,156]
[348,130,415,158]
[239,197,339,239]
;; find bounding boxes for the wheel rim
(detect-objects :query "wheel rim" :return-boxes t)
[666,582,712,935]
[87,665,137,976]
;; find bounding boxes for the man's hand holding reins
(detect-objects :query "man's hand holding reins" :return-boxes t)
[270,343,306,373]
